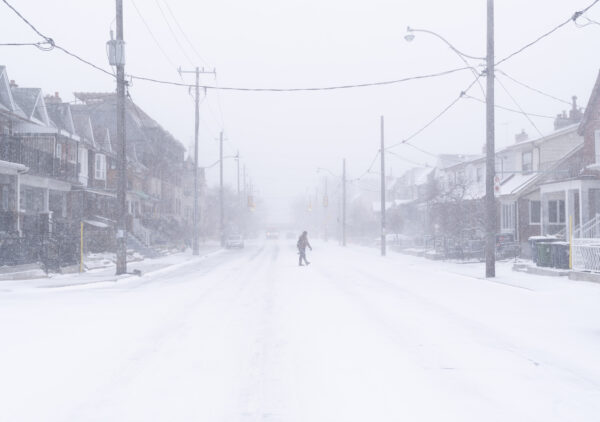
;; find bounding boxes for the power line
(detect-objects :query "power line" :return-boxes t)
[0,41,53,50]
[495,76,544,137]
[462,94,555,119]
[1,0,50,41]
[496,0,600,66]
[154,0,195,67]
[1,0,114,76]
[386,150,432,168]
[403,141,438,158]
[0,0,473,93]
[496,70,572,106]
[351,151,380,182]
[130,0,179,72]
[128,66,472,92]
[387,75,482,150]
[161,0,210,66]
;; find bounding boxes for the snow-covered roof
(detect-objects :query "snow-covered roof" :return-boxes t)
[498,173,538,197]
[0,159,28,174]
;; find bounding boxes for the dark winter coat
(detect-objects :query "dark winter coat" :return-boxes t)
[297,234,312,252]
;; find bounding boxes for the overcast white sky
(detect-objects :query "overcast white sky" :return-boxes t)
[2,0,600,223]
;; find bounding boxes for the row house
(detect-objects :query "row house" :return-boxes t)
[394,83,600,254]
[0,64,203,264]
[0,67,81,240]
[72,92,192,246]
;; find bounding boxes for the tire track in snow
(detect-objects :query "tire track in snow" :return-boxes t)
[237,241,289,422]
[313,256,600,420]
[66,243,272,420]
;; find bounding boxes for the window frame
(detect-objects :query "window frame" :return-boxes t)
[94,153,106,181]
[548,199,566,224]
[529,200,541,225]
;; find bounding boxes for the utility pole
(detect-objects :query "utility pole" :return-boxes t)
[485,0,496,277]
[115,0,127,275]
[178,67,215,255]
[219,131,225,246]
[236,150,240,198]
[380,116,386,257]
[342,158,346,247]
[324,176,328,242]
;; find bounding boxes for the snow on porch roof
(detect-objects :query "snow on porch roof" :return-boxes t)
[83,219,110,228]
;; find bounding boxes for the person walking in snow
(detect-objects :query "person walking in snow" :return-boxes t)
[297,231,312,266]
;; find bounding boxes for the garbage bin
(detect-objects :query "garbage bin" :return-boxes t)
[551,242,570,269]
[536,242,554,267]
[529,236,559,263]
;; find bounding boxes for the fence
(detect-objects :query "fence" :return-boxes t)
[571,214,600,272]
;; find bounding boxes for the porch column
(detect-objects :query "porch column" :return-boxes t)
[15,174,20,234]
[43,188,50,213]
[541,191,547,236]
[581,186,590,224]
[565,189,570,239]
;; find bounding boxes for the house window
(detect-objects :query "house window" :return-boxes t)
[548,199,565,224]
[501,202,515,232]
[522,151,533,174]
[95,154,106,180]
[595,130,600,164]
[529,200,541,225]
[56,143,62,162]
[476,166,483,183]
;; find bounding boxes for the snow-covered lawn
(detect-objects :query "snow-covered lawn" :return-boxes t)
[1,240,599,421]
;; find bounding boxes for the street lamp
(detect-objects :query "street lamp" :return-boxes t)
[404,26,485,61]
[403,2,496,278]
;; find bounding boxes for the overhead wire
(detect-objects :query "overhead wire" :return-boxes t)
[386,74,483,150]
[161,0,210,66]
[0,41,53,50]
[386,150,433,168]
[129,0,179,74]
[154,0,195,67]
[350,151,380,182]
[495,75,544,137]
[462,94,555,119]
[496,0,600,66]
[495,69,572,106]
[127,66,472,92]
[3,0,599,93]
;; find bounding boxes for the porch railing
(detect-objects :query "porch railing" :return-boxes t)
[571,214,600,272]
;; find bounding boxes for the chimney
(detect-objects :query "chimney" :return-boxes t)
[9,80,17,88]
[44,92,62,104]
[515,129,528,143]
[554,95,583,130]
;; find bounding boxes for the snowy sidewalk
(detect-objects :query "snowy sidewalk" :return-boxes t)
[0,244,222,292]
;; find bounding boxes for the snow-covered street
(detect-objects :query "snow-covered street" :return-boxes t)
[2,240,600,421]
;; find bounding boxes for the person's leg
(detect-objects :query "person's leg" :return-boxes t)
[299,250,304,266]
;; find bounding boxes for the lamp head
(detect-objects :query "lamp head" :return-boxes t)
[404,26,415,42]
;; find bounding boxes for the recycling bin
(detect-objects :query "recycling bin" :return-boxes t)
[536,242,554,267]
[529,236,559,263]
[551,242,570,269]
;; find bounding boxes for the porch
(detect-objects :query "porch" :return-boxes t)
[539,179,600,239]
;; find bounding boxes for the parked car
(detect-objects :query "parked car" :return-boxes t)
[225,234,244,249]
